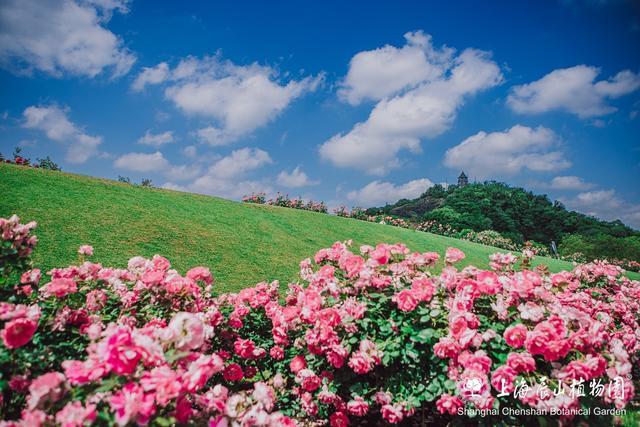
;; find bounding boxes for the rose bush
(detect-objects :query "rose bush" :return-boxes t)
[1,215,638,426]
[244,193,328,214]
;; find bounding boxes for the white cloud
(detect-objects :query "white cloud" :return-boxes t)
[321,34,503,175]
[137,130,174,147]
[183,145,197,158]
[114,151,169,172]
[132,54,323,145]
[163,147,273,199]
[562,190,640,228]
[0,0,135,78]
[194,126,236,146]
[131,62,170,91]
[338,31,453,105]
[444,125,571,179]
[22,105,102,163]
[347,178,434,207]
[549,175,594,191]
[207,147,272,179]
[507,65,640,118]
[114,150,202,181]
[276,166,319,188]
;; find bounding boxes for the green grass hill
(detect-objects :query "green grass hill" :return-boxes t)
[1,163,636,292]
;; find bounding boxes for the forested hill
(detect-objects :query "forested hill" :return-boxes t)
[367,182,640,260]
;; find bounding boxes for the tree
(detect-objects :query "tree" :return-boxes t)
[36,156,61,171]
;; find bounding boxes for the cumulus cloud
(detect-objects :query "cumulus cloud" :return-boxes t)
[137,130,174,147]
[338,31,453,105]
[548,175,594,191]
[347,178,434,207]
[321,33,503,175]
[114,150,201,181]
[131,54,323,145]
[276,166,319,188]
[507,65,640,118]
[163,147,273,199]
[562,190,640,229]
[131,62,170,91]
[207,147,272,179]
[114,151,169,172]
[443,125,571,179]
[22,105,102,163]
[0,0,135,78]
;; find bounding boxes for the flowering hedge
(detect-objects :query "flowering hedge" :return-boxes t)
[1,215,639,426]
[244,193,327,213]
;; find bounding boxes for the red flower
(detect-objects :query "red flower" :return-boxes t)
[222,363,243,381]
[329,411,350,427]
[1,317,37,349]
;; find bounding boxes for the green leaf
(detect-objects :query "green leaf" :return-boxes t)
[411,328,434,343]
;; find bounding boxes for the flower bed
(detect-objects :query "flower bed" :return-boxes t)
[2,215,638,426]
[244,193,327,213]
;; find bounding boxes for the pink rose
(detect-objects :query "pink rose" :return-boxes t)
[434,337,460,359]
[436,394,463,415]
[166,312,204,351]
[85,290,107,312]
[1,317,37,349]
[370,245,391,265]
[411,278,435,301]
[55,401,97,427]
[392,289,419,312]
[290,355,307,373]
[186,266,213,285]
[445,247,465,264]
[20,268,41,285]
[503,324,528,348]
[347,396,369,416]
[343,255,364,278]
[28,372,65,410]
[109,383,155,426]
[374,391,392,405]
[139,367,180,407]
[152,255,171,271]
[297,369,321,392]
[78,245,94,256]
[348,352,374,374]
[270,346,284,360]
[40,278,77,298]
[381,404,404,424]
[506,352,536,373]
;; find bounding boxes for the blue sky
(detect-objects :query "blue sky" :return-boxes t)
[1,0,639,227]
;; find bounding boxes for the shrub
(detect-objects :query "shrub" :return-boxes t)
[1,215,638,425]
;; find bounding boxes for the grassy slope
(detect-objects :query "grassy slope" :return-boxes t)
[2,163,636,292]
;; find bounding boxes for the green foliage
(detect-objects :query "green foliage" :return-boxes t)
[35,156,61,171]
[375,181,639,262]
[560,233,640,263]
